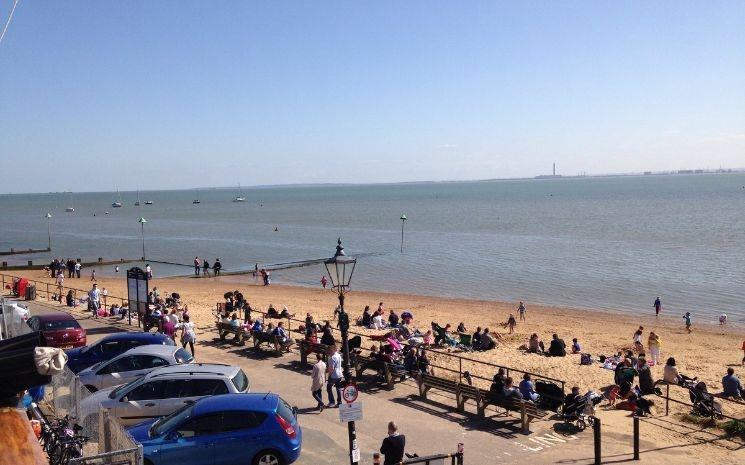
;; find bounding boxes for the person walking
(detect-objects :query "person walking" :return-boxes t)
[379,421,406,465]
[88,284,101,319]
[648,332,661,365]
[193,257,201,276]
[320,276,328,289]
[179,314,197,356]
[325,344,343,408]
[145,264,152,279]
[311,354,326,411]
[213,258,222,277]
[90,269,97,282]
[654,297,662,317]
[203,259,211,277]
[518,301,526,321]
[683,312,693,333]
[55,271,64,303]
[74,261,81,278]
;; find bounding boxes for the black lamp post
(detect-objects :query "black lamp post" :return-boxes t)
[324,238,358,465]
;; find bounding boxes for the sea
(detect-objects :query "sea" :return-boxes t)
[1,174,744,322]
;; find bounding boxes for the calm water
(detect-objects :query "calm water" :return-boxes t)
[1,174,744,321]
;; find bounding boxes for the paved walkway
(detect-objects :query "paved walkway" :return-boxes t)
[25,299,738,465]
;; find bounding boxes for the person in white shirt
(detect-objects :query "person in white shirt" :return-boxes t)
[55,271,64,302]
[372,312,387,330]
[326,345,344,407]
[311,355,327,411]
[74,261,81,278]
[88,284,101,319]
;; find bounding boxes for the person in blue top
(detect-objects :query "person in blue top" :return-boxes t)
[251,319,263,333]
[519,374,539,402]
[683,312,692,333]
[722,368,743,398]
[653,297,662,317]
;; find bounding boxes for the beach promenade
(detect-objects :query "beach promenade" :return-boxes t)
[24,297,743,464]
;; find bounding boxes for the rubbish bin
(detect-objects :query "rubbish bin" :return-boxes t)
[24,284,36,301]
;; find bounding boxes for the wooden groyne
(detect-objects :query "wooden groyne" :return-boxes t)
[0,247,51,256]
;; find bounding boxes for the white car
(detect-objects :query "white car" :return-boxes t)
[78,345,194,392]
[80,363,250,426]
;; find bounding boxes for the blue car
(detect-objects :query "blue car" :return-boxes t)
[66,332,175,373]
[128,393,302,465]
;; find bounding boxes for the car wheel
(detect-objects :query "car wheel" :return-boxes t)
[252,450,286,465]
[84,385,98,393]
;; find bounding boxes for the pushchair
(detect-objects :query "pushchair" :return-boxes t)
[562,391,602,431]
[689,382,723,419]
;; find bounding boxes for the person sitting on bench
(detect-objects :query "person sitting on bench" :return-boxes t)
[272,321,292,351]
[548,334,567,357]
[321,322,336,346]
[251,319,263,334]
[503,377,523,400]
[229,313,240,329]
[489,369,506,404]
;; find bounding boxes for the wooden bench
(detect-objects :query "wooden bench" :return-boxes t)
[418,375,548,434]
[299,340,330,366]
[216,322,247,346]
[252,331,293,355]
[354,355,406,389]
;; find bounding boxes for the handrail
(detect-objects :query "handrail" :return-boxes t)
[655,380,745,422]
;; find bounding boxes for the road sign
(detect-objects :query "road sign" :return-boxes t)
[339,401,363,423]
[342,383,359,403]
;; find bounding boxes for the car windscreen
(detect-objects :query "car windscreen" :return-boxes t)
[174,348,194,364]
[231,369,249,392]
[43,319,80,330]
[151,403,195,437]
[108,377,142,399]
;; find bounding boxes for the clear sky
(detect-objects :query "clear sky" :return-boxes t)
[1,1,744,193]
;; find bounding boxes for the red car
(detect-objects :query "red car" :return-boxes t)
[27,312,87,349]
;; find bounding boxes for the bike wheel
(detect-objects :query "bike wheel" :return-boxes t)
[576,419,586,431]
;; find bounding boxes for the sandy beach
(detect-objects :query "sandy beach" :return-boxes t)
[19,269,745,397]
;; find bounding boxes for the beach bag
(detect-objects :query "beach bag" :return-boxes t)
[580,353,592,365]
[535,380,563,411]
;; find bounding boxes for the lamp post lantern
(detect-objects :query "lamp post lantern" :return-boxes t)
[324,238,358,465]
[400,214,407,253]
[138,217,147,260]
[45,213,52,250]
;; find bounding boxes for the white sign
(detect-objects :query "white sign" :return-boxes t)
[351,446,361,462]
[342,384,359,403]
[339,401,363,423]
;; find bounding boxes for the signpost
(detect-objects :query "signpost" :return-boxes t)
[339,384,362,463]
[126,267,149,327]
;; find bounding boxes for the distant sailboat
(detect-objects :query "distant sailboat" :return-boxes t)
[65,192,75,212]
[192,199,201,204]
[232,183,246,202]
[134,190,141,206]
[112,188,123,208]
[145,200,153,205]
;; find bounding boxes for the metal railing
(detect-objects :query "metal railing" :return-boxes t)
[1,272,130,310]
[655,380,745,422]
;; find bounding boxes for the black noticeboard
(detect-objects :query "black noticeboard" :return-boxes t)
[127,267,149,327]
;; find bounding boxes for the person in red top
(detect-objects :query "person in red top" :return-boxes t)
[741,340,745,366]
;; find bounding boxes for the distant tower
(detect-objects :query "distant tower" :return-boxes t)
[553,163,556,176]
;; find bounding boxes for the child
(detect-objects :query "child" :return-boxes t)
[719,314,728,325]
[683,312,692,333]
[571,338,581,354]
[606,385,620,406]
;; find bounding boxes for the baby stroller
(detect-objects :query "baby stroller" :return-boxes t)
[689,382,723,419]
[562,391,602,431]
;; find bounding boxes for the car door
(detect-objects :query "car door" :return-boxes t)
[96,356,136,389]
[114,380,166,426]
[158,413,222,465]
[212,411,267,465]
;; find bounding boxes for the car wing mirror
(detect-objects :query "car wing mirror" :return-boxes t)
[292,406,298,418]
[121,396,129,403]
[167,431,182,441]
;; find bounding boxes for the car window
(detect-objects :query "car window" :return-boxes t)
[176,413,223,438]
[27,318,38,331]
[133,355,169,369]
[174,348,193,364]
[127,380,166,401]
[221,411,267,431]
[231,370,249,392]
[99,356,135,375]
[98,341,121,355]
[42,319,81,330]
[191,379,229,396]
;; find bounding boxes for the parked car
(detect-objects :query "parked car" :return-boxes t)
[128,393,301,465]
[78,345,194,392]
[66,332,175,373]
[26,312,86,349]
[80,364,250,426]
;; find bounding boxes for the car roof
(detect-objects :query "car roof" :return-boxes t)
[98,332,171,343]
[192,393,278,415]
[114,344,178,359]
[143,363,238,379]
[33,312,78,322]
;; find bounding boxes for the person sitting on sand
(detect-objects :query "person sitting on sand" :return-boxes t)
[457,322,467,333]
[548,334,566,357]
[571,338,581,354]
[361,306,372,327]
[267,304,278,318]
[519,374,539,402]
[65,290,75,307]
[372,311,387,330]
[422,330,434,346]
[637,356,656,395]
[480,328,496,351]
[471,327,482,349]
[502,314,517,334]
[388,309,400,327]
[528,333,542,353]
[722,368,744,398]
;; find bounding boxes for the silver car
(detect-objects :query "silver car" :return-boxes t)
[80,363,250,426]
[78,345,194,392]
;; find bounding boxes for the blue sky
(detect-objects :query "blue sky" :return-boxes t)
[1,1,744,193]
